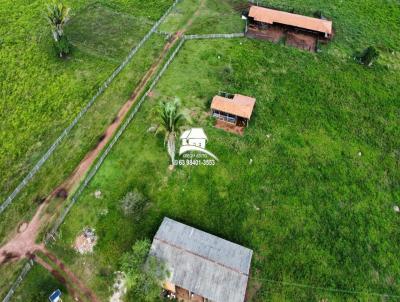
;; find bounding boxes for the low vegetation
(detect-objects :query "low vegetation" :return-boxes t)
[46,1,71,57]
[120,240,168,301]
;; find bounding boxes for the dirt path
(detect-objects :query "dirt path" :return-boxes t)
[34,254,83,302]
[43,250,100,302]
[0,0,205,297]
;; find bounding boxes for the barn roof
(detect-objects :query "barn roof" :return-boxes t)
[249,6,333,35]
[150,218,253,302]
[211,94,256,119]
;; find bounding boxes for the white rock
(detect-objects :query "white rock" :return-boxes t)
[94,190,102,199]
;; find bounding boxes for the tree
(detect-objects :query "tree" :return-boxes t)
[357,46,379,67]
[120,240,168,301]
[46,1,71,57]
[157,99,185,165]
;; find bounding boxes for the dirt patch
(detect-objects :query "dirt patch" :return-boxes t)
[97,133,106,144]
[74,228,97,254]
[18,222,28,233]
[34,195,46,204]
[245,280,262,301]
[286,32,317,52]
[215,119,244,135]
[55,188,68,199]
[247,27,285,43]
[1,251,20,264]
[247,26,318,52]
[110,272,127,302]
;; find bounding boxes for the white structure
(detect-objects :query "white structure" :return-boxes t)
[180,128,208,149]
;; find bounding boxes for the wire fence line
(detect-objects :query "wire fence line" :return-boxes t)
[2,260,34,302]
[0,0,181,218]
[184,32,245,40]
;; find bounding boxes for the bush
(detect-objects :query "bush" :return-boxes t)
[54,35,71,58]
[120,190,148,218]
[120,240,168,302]
[357,46,379,66]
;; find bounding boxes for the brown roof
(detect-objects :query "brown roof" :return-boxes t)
[211,94,256,119]
[249,6,332,35]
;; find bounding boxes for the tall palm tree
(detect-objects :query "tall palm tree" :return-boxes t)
[46,1,70,42]
[157,99,185,165]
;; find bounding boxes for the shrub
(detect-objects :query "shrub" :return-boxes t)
[120,190,147,217]
[54,35,71,58]
[120,240,169,302]
[357,46,380,67]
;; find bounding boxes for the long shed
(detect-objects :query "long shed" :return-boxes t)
[248,6,333,38]
[150,217,253,302]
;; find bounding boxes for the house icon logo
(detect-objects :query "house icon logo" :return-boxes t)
[179,128,218,160]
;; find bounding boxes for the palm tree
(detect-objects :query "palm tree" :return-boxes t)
[46,1,70,42]
[157,99,185,165]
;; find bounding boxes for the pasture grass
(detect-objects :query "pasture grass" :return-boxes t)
[66,4,154,61]
[0,32,168,299]
[5,0,400,301]
[159,0,244,34]
[0,0,173,213]
[15,33,400,301]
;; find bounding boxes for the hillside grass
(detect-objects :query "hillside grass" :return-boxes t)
[6,0,400,301]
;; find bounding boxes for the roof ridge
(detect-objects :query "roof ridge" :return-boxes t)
[154,237,249,277]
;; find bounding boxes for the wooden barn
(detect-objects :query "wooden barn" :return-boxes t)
[244,5,333,51]
[150,218,253,302]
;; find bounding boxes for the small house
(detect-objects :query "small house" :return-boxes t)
[180,128,208,149]
[211,94,256,127]
[150,218,253,302]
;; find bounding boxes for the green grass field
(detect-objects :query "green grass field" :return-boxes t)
[0,0,173,217]
[4,0,400,301]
